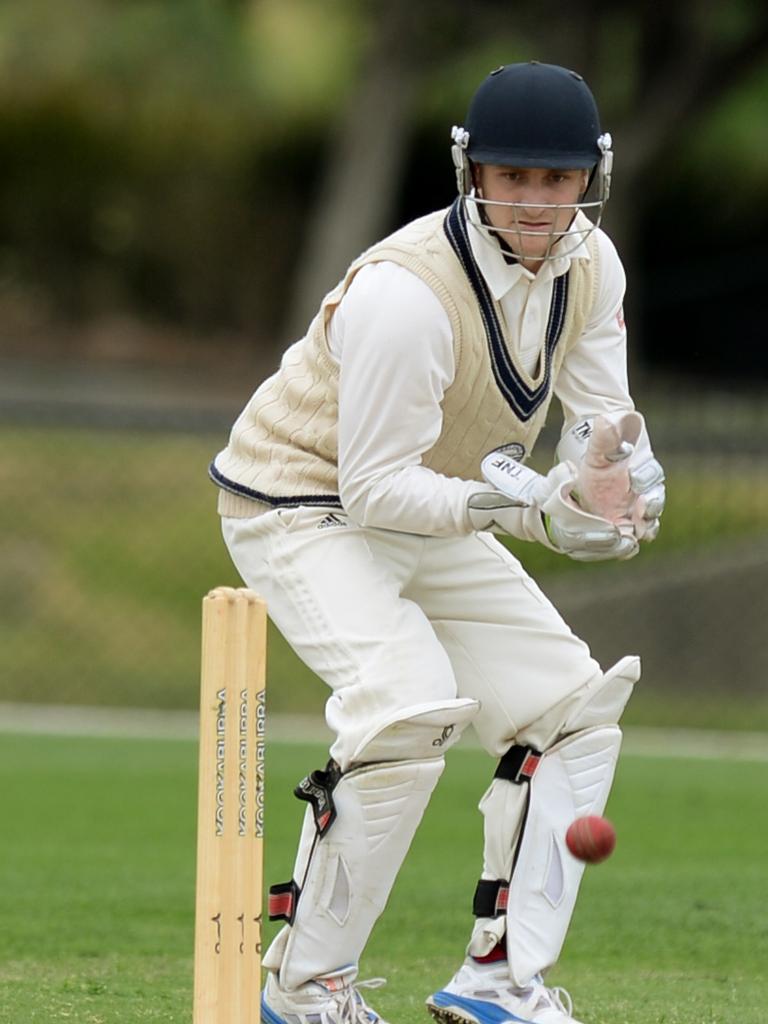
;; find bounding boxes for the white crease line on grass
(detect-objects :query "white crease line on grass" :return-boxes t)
[0,702,767,762]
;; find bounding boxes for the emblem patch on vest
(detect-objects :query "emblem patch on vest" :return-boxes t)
[492,441,527,462]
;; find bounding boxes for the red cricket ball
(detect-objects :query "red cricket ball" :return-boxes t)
[565,815,616,864]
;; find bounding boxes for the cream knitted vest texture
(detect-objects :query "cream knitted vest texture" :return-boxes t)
[212,202,598,516]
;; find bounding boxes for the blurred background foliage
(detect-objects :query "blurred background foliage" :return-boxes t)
[2,0,768,358]
[1,0,767,731]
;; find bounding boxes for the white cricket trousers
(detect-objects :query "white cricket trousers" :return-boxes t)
[222,506,601,769]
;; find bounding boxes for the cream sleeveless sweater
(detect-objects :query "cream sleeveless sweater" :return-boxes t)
[212,201,598,517]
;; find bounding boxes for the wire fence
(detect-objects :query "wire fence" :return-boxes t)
[1,357,767,733]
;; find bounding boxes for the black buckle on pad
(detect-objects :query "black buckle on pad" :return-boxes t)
[294,759,342,837]
[268,880,300,924]
[494,744,541,784]
[473,878,509,918]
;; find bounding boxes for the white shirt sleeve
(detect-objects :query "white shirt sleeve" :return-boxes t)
[554,231,653,461]
[330,261,489,535]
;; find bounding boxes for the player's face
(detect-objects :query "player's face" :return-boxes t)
[474,164,589,270]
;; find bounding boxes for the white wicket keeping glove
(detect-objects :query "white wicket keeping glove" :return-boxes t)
[540,477,639,561]
[561,411,665,542]
[628,457,666,541]
[477,450,561,508]
[468,453,637,562]
[467,460,570,538]
[573,412,639,522]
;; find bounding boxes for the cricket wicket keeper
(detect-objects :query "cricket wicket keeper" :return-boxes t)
[211,61,665,1024]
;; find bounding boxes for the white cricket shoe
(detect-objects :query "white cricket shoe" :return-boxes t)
[426,959,583,1024]
[262,967,388,1024]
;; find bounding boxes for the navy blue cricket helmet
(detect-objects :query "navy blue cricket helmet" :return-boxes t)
[450,61,614,254]
[463,61,603,169]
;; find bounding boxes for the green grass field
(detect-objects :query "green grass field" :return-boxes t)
[0,732,765,1023]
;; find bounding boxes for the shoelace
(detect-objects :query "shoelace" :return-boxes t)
[536,982,573,1018]
[497,976,573,1020]
[333,978,386,1024]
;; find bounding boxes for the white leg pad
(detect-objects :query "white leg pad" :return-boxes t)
[263,757,444,990]
[343,698,480,764]
[505,725,622,985]
[561,655,640,733]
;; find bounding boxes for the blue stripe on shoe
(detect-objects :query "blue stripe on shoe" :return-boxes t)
[430,991,530,1024]
[261,994,288,1024]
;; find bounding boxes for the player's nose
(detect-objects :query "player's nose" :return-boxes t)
[515,190,549,217]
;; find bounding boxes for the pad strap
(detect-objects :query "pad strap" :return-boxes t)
[268,880,300,924]
[471,747,539,925]
[267,761,343,925]
[473,879,510,918]
[494,745,542,784]
[294,759,342,837]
